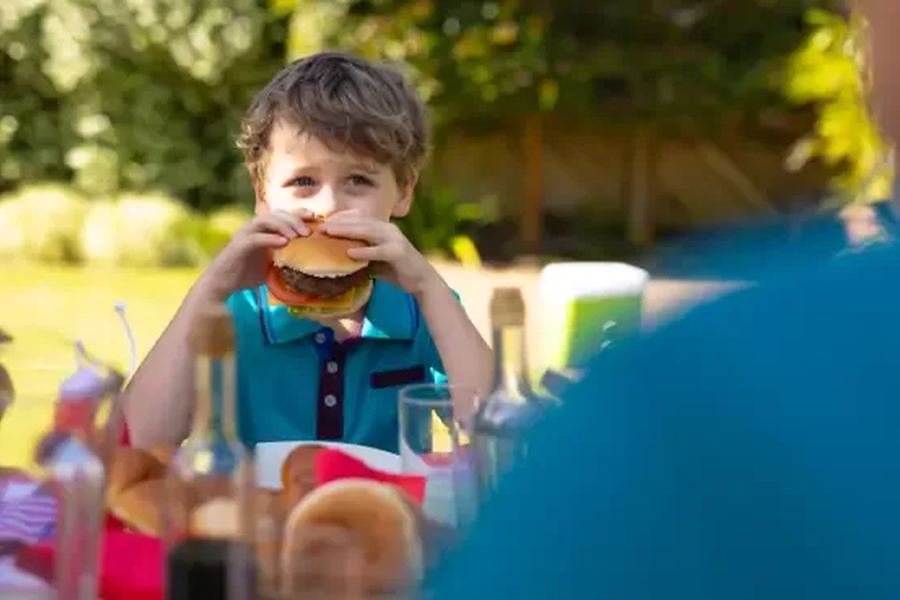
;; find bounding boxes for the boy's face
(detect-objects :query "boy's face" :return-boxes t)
[857,0,900,148]
[254,119,415,220]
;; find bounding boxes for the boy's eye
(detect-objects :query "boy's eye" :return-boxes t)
[289,176,315,187]
[348,174,375,187]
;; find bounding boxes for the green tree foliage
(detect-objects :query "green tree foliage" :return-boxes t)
[0,0,289,210]
[1,0,875,222]
[782,8,892,205]
[289,0,841,135]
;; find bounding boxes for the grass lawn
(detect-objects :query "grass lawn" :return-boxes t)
[0,265,200,468]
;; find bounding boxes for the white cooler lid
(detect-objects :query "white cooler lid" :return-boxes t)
[539,262,649,301]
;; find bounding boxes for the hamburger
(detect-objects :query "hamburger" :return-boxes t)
[265,220,373,319]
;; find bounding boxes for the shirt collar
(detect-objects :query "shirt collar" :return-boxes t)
[257,280,416,345]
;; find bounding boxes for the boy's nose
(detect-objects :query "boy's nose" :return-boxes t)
[308,187,341,218]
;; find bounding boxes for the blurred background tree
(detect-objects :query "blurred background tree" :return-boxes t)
[286,0,836,132]
[0,0,288,210]
[285,0,856,252]
[0,0,888,266]
[782,8,893,206]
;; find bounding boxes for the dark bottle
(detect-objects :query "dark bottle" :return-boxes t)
[163,303,258,600]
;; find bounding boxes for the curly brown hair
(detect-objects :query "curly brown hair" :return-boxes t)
[237,51,429,190]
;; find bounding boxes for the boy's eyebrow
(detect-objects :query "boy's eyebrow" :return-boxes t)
[281,159,381,177]
[349,161,381,174]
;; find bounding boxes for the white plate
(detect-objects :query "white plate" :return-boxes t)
[255,441,402,490]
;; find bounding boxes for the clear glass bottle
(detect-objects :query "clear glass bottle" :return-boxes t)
[471,287,550,502]
[163,303,257,600]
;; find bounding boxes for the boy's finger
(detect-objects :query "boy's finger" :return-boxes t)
[246,232,289,249]
[346,245,384,261]
[254,213,303,238]
[320,220,386,242]
[324,209,364,222]
[292,207,317,223]
[270,210,311,236]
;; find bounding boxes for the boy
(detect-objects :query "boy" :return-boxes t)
[124,52,492,452]
[429,2,900,600]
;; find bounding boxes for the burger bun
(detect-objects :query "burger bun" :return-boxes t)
[272,221,369,277]
[281,479,423,597]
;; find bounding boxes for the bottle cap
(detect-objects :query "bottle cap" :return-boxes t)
[59,366,106,401]
[190,303,235,356]
[490,287,526,327]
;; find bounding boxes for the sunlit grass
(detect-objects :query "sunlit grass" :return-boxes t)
[0,265,200,467]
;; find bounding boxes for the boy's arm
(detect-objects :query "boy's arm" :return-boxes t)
[122,277,220,449]
[124,211,309,448]
[123,209,308,449]
[415,271,493,418]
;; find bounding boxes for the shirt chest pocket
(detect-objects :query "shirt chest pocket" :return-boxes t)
[369,364,427,389]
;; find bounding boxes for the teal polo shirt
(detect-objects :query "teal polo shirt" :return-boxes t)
[225,280,449,453]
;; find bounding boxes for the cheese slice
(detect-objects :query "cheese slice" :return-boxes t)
[285,280,372,317]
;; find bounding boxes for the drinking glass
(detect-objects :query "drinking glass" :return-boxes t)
[398,384,477,530]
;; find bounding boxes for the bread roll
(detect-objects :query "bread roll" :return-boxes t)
[280,479,423,598]
[108,478,165,535]
[256,488,287,595]
[280,444,326,511]
[106,444,176,533]
[107,447,160,499]
[146,444,177,467]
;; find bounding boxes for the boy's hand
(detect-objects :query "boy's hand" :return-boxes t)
[198,209,313,301]
[321,212,438,295]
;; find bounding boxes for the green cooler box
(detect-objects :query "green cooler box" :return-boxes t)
[538,262,649,372]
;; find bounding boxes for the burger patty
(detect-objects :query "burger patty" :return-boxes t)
[279,266,369,299]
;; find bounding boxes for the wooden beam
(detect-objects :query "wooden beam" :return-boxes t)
[627,126,656,246]
[696,141,775,213]
[521,114,545,256]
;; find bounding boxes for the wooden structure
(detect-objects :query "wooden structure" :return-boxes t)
[429,116,830,253]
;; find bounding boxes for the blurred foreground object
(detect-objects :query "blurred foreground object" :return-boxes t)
[0,362,12,423]
[838,203,894,252]
[162,303,257,600]
[6,302,134,599]
[428,237,900,600]
[32,334,130,600]
[471,288,551,508]
[0,329,13,423]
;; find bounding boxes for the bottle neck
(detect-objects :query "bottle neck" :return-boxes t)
[191,351,238,441]
[491,323,532,402]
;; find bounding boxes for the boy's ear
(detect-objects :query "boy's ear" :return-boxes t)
[252,175,270,214]
[390,171,418,218]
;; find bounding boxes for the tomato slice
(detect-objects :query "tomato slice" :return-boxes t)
[265,265,316,306]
